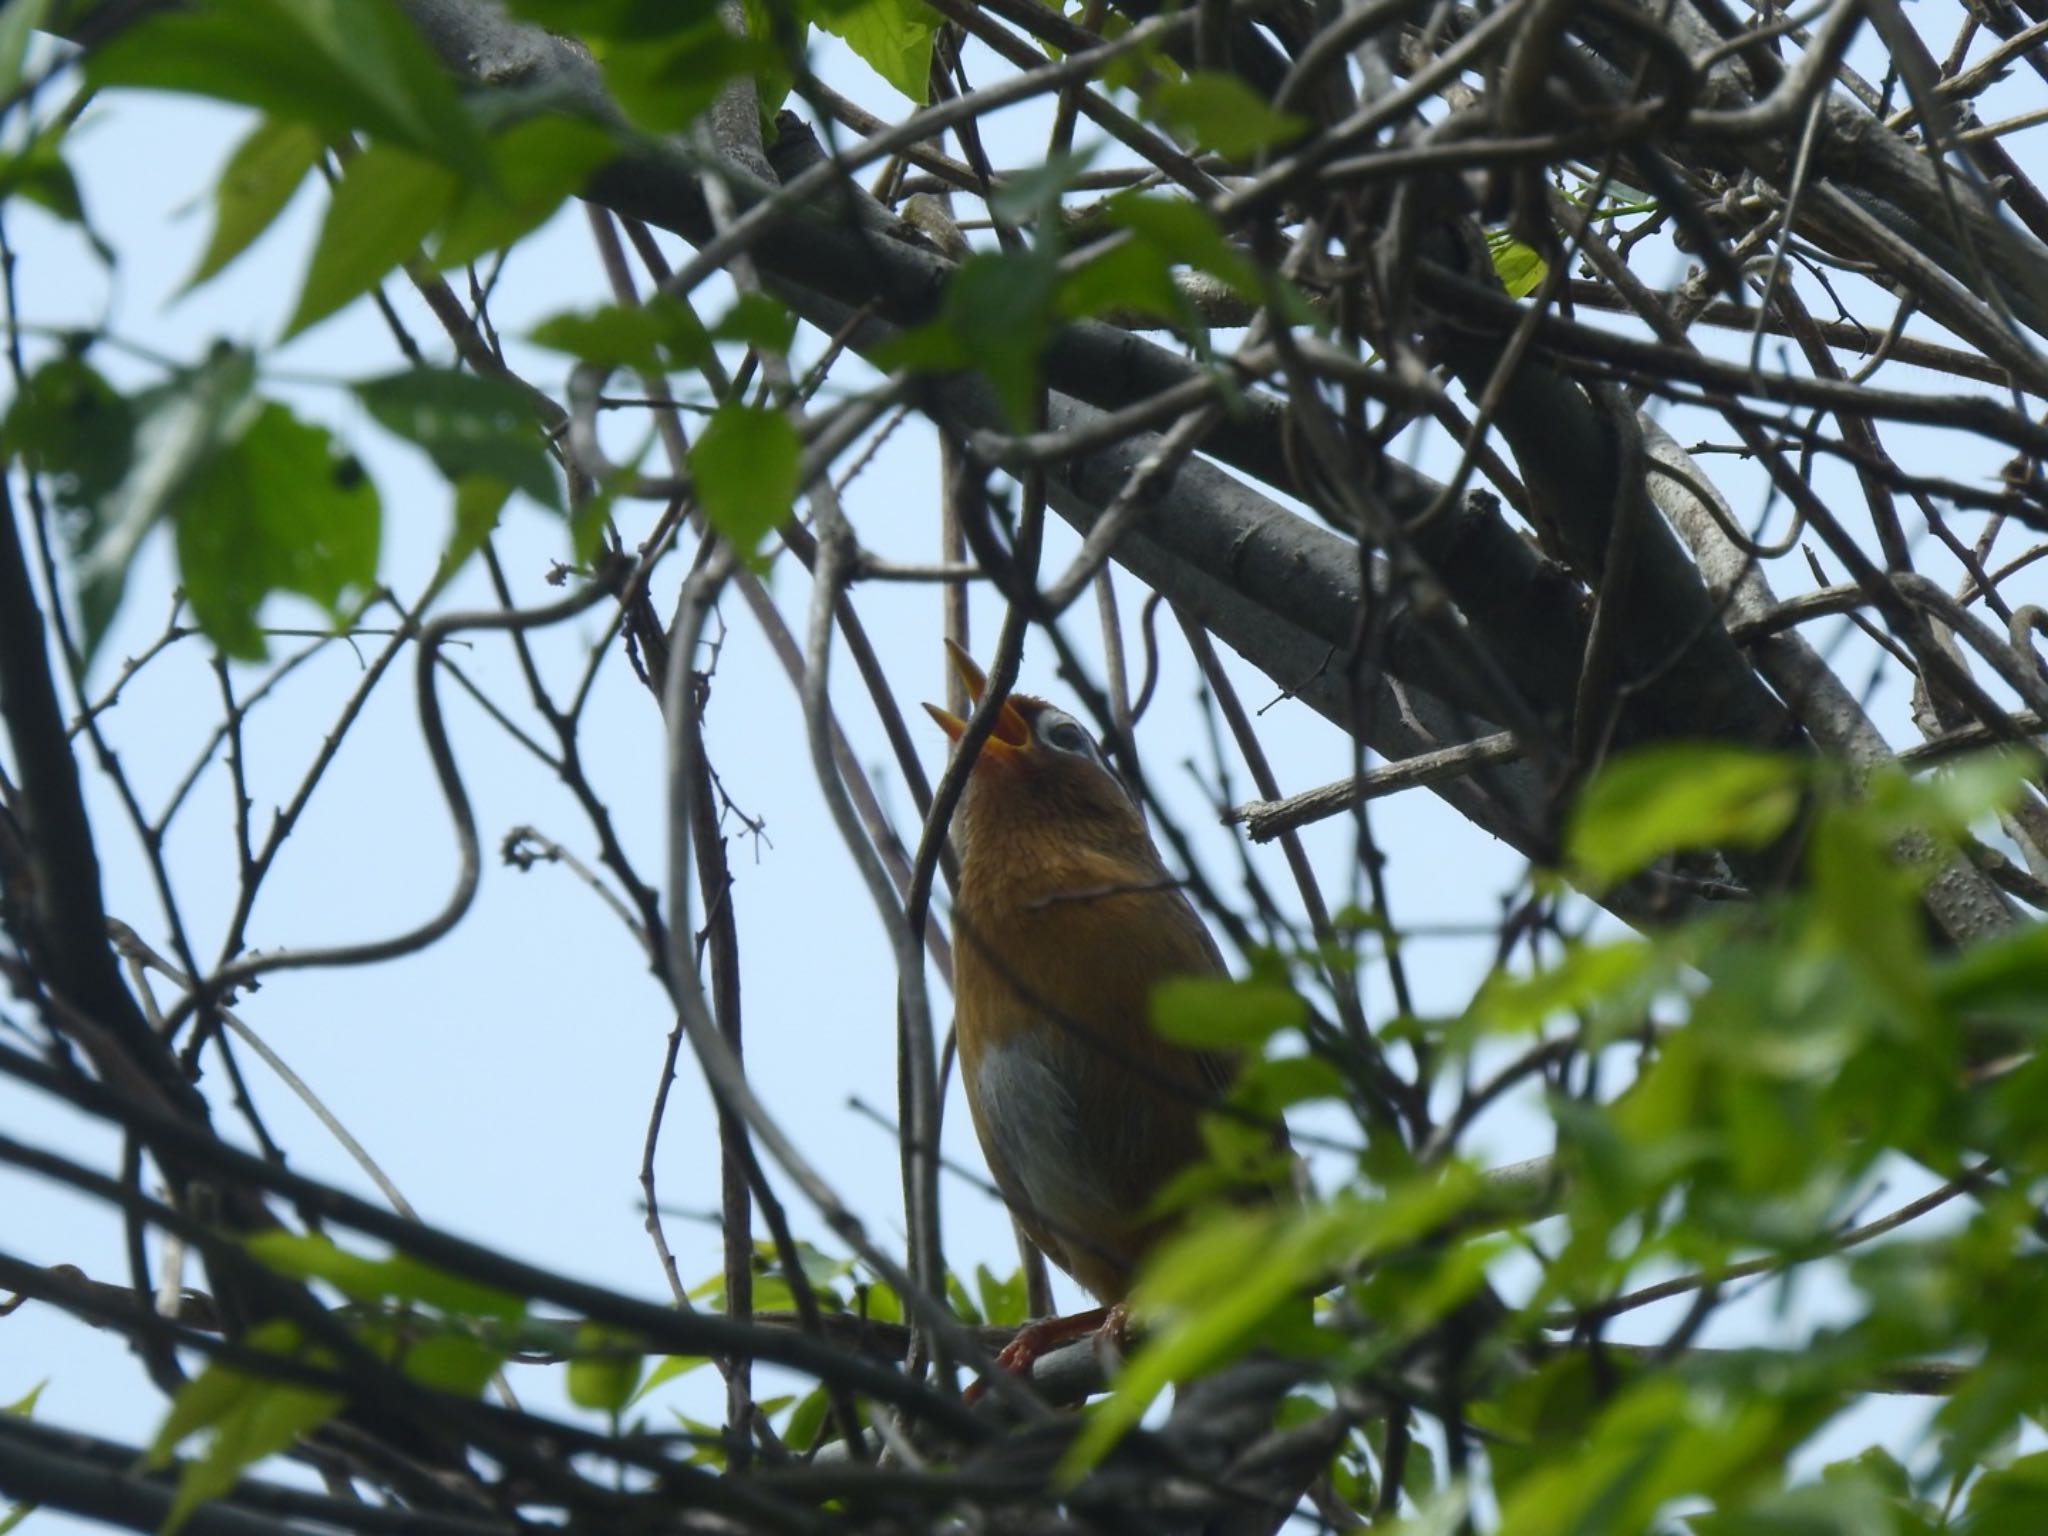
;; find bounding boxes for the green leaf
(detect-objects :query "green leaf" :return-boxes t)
[173,401,380,659]
[149,1322,345,1536]
[1105,192,1261,299]
[1466,938,1658,1037]
[1487,230,1548,298]
[782,1385,832,1452]
[1063,1174,1480,1481]
[879,248,1060,430]
[188,117,325,290]
[989,148,1097,227]
[392,1331,503,1396]
[0,0,51,105]
[1964,1448,2048,1531]
[245,1232,526,1322]
[689,402,799,559]
[566,1324,644,1414]
[945,1270,981,1324]
[815,0,936,102]
[763,1238,856,1289]
[507,0,724,35]
[1229,1054,1346,1115]
[0,127,95,238]
[1938,922,2048,1035]
[1568,744,1803,887]
[353,366,561,511]
[1151,976,1303,1048]
[1494,1375,1788,1536]
[975,1263,1029,1328]
[529,295,712,376]
[86,0,489,180]
[434,115,618,268]
[2,1380,50,1532]
[712,293,797,355]
[1886,748,2033,835]
[1144,72,1307,158]
[1824,1444,1913,1503]
[57,346,256,664]
[2,354,137,522]
[286,142,456,337]
[448,474,512,573]
[600,19,780,134]
[1058,237,1184,326]
[1059,185,1275,335]
[858,1281,901,1325]
[1810,804,1935,1035]
[569,484,613,564]
[627,1354,709,1408]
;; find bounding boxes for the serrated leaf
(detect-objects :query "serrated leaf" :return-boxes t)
[353,366,561,510]
[1151,976,1303,1048]
[286,142,455,337]
[1144,72,1306,158]
[172,401,381,659]
[689,402,798,559]
[187,116,324,290]
[1567,745,1802,888]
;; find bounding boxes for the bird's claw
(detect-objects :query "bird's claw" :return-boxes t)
[966,1306,1122,1404]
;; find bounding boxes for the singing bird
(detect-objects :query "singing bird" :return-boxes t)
[926,642,1262,1380]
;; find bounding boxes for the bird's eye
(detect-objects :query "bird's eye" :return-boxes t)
[1044,719,1093,755]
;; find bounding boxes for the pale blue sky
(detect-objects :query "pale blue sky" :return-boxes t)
[5,14,2040,1528]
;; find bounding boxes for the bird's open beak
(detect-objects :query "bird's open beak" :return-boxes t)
[923,640,1030,760]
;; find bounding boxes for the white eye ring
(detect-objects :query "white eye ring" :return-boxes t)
[1041,714,1095,757]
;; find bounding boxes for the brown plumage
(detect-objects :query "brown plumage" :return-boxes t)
[926,642,1244,1375]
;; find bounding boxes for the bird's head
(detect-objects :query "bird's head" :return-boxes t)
[922,641,1140,847]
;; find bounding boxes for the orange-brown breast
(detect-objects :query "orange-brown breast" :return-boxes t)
[952,786,1233,1303]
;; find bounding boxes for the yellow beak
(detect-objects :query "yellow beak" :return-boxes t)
[923,639,1030,759]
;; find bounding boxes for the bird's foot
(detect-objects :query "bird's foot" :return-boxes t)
[966,1306,1110,1403]
[1095,1301,1132,1363]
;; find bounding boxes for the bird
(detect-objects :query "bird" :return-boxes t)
[925,641,1280,1386]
